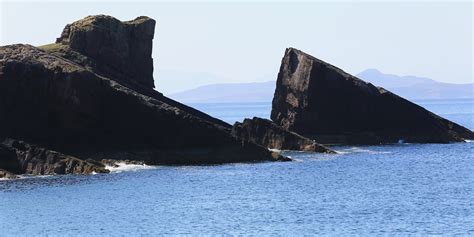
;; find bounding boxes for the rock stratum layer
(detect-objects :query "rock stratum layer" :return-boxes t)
[271,48,474,144]
[232,117,334,153]
[0,15,287,177]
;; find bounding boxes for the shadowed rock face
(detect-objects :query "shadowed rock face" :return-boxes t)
[0,15,287,177]
[232,117,334,153]
[0,144,22,175]
[271,48,474,144]
[55,15,156,90]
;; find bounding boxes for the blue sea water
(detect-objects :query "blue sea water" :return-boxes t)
[1,99,473,235]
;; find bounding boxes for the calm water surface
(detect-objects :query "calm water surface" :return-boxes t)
[1,99,473,235]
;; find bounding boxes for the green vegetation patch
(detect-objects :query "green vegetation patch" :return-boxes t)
[38,43,63,52]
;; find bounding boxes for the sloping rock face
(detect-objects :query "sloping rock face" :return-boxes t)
[0,15,286,178]
[54,15,155,90]
[271,48,474,144]
[232,117,334,153]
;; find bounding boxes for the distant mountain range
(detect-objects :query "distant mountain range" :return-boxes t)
[358,69,473,100]
[169,69,473,103]
[169,81,276,103]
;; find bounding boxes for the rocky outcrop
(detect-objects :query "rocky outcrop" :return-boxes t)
[1,139,109,176]
[0,144,22,174]
[54,15,156,90]
[271,48,474,144]
[0,15,288,178]
[0,44,284,164]
[232,117,334,153]
[0,169,17,179]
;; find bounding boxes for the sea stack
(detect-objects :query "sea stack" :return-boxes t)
[271,48,474,144]
[54,15,156,90]
[0,15,288,177]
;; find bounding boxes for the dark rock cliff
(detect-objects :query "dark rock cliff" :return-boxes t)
[0,15,288,177]
[232,117,334,153]
[271,48,474,144]
[55,15,156,90]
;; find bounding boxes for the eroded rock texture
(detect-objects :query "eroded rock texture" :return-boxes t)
[232,117,334,153]
[271,48,474,144]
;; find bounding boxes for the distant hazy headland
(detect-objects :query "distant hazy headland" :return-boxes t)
[169,69,473,103]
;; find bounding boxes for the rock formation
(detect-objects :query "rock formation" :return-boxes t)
[271,48,474,144]
[0,15,288,178]
[232,117,334,153]
[55,15,156,90]
[1,139,109,176]
[0,169,17,179]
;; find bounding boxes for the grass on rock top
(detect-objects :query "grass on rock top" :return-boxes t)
[38,43,64,52]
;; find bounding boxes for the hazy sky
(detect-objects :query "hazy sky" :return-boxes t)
[1,1,472,94]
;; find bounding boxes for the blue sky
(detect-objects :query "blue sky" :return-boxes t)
[1,1,472,94]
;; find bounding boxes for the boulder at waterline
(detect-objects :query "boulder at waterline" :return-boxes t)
[233,117,334,153]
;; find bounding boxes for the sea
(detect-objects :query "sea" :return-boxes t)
[1,98,473,235]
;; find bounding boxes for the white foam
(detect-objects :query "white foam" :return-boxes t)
[0,174,52,181]
[335,147,391,155]
[465,140,473,143]
[105,162,156,173]
[34,175,53,178]
[0,164,157,180]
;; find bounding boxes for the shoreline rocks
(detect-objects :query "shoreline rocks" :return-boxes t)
[0,139,109,176]
[232,117,334,153]
[1,16,472,179]
[0,169,18,179]
[271,48,474,145]
[0,15,289,178]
